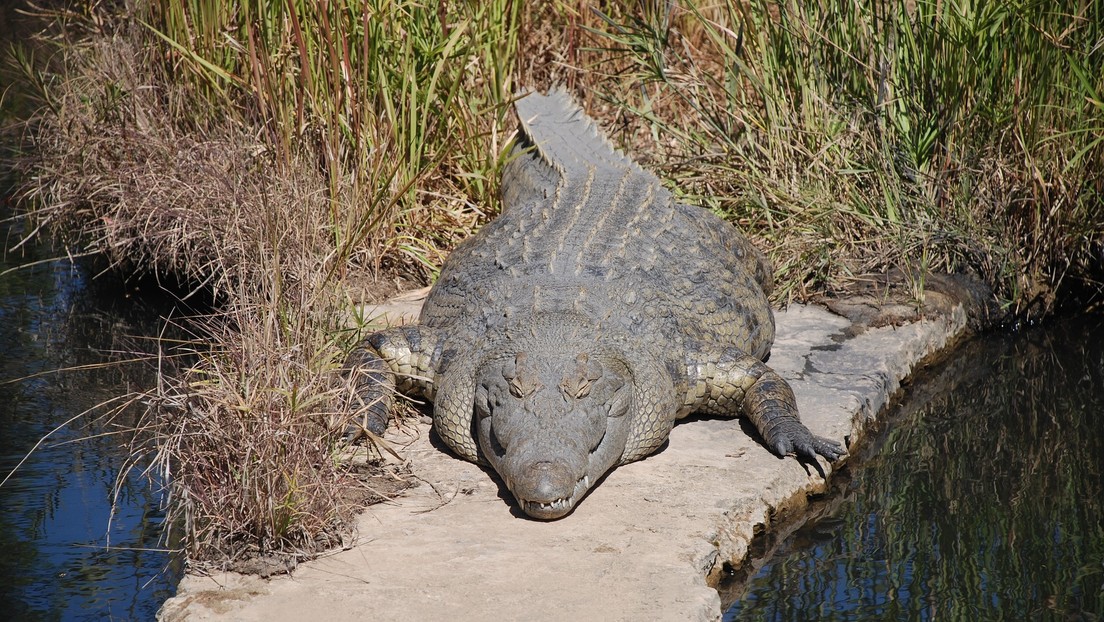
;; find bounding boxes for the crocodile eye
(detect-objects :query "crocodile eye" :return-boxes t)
[504,352,541,398]
[508,377,527,399]
[560,353,600,399]
[559,377,592,399]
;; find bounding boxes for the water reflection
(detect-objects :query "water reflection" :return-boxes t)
[1,217,183,620]
[727,317,1104,621]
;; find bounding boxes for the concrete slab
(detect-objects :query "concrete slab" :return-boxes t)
[158,303,968,622]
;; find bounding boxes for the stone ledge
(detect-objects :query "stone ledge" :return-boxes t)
[159,303,968,622]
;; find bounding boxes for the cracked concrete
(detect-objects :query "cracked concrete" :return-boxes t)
[158,303,968,622]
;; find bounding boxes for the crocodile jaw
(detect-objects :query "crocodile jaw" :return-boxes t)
[515,474,590,520]
[479,407,630,520]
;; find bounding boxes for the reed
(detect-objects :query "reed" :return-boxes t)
[537,0,1103,313]
[139,0,520,265]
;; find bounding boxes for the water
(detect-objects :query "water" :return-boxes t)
[726,317,1104,621]
[0,2,180,615]
[0,215,184,618]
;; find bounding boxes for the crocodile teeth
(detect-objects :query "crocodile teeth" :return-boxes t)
[517,474,592,518]
[531,499,567,512]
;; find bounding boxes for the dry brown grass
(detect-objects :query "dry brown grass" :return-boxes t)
[147,294,405,569]
[17,36,388,298]
[11,30,422,566]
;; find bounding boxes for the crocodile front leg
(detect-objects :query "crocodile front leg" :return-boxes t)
[681,348,845,469]
[347,326,483,463]
[346,326,442,436]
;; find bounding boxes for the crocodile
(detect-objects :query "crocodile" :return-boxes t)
[348,88,845,520]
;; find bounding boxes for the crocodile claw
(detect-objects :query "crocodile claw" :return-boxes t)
[773,433,847,479]
[344,344,396,442]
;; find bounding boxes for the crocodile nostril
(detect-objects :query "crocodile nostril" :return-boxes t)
[517,461,575,503]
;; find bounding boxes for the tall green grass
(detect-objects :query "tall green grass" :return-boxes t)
[141,0,519,261]
[580,0,1103,314]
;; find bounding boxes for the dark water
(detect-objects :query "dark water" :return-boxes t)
[0,3,181,616]
[0,216,184,618]
[726,317,1104,621]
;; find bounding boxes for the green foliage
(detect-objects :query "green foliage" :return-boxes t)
[127,0,526,567]
[140,0,520,256]
[580,0,1104,316]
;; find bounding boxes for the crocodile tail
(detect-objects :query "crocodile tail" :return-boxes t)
[513,88,643,176]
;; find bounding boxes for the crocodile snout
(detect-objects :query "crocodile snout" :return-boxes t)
[511,460,589,520]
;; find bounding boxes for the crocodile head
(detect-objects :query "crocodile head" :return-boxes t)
[474,351,633,519]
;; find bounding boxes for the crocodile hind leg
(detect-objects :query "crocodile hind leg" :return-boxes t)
[345,326,442,437]
[682,348,846,470]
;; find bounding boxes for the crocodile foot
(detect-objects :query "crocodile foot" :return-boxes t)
[771,431,846,479]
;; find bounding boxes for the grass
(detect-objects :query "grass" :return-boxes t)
[6,0,517,567]
[3,0,1102,568]
[146,293,390,567]
[549,0,1104,313]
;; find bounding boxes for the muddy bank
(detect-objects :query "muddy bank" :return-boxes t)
[158,302,968,621]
